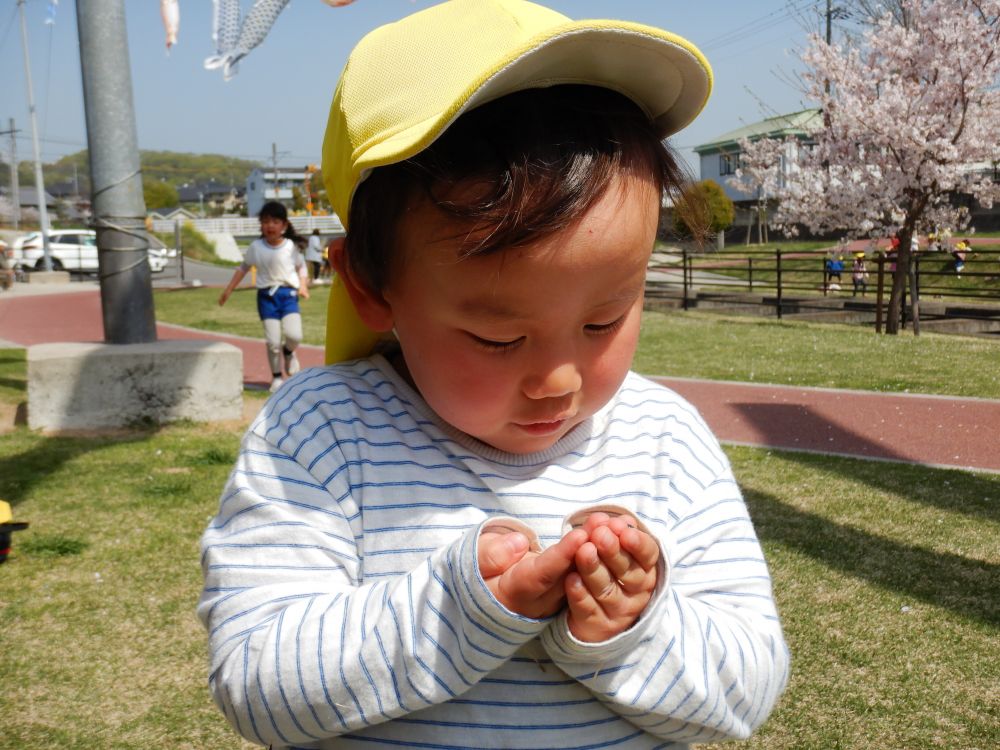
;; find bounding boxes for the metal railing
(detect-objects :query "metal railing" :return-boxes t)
[646,246,1000,334]
[148,215,345,236]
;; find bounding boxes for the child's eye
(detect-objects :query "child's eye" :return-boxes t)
[585,315,627,335]
[469,334,524,353]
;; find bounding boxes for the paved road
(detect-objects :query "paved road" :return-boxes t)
[1,282,998,473]
[153,257,252,288]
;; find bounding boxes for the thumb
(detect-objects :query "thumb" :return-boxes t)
[477,530,529,579]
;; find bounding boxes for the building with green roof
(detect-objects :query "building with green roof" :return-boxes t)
[694,108,821,203]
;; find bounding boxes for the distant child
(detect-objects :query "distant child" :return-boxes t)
[305,228,324,282]
[199,2,789,748]
[218,200,310,392]
[852,252,869,296]
[953,239,970,275]
[826,253,845,291]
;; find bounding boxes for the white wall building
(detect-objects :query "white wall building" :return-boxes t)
[694,109,821,203]
[245,166,309,217]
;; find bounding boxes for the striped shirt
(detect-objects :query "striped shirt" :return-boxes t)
[198,356,789,749]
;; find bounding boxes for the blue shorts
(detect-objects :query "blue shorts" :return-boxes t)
[256,286,300,320]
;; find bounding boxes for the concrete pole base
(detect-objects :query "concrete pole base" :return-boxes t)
[27,340,243,431]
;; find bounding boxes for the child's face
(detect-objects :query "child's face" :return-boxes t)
[260,215,288,245]
[381,174,659,454]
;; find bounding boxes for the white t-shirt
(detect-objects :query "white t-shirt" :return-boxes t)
[242,237,304,290]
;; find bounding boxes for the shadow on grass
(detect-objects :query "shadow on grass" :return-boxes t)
[0,375,27,391]
[731,402,999,524]
[0,430,155,509]
[746,488,1000,628]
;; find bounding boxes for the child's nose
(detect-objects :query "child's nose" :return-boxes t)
[522,361,582,400]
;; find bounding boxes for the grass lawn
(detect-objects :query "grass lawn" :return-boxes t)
[154,285,329,345]
[1,302,998,748]
[153,288,1000,399]
[635,310,1000,398]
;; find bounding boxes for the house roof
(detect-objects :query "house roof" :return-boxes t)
[694,108,822,154]
[45,181,81,198]
[149,206,199,221]
[1,186,57,207]
[177,180,241,202]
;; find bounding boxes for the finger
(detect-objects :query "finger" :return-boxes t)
[618,527,660,571]
[606,514,639,535]
[565,572,621,643]
[590,524,632,582]
[519,528,587,592]
[591,525,656,595]
[565,572,602,620]
[580,512,612,534]
[478,531,529,579]
[575,541,619,606]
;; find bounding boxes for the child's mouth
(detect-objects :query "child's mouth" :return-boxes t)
[517,419,568,436]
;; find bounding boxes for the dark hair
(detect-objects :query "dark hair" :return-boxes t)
[258,200,306,246]
[345,85,688,292]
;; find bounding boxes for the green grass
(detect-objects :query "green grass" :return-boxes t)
[2,300,998,748]
[0,424,256,749]
[704,448,999,750]
[152,224,224,264]
[150,291,1000,400]
[0,422,995,749]
[0,348,27,403]
[154,286,329,344]
[638,310,1000,397]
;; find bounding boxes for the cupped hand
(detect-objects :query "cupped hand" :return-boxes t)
[478,527,587,620]
[565,513,659,642]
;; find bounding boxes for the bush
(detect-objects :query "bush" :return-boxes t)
[153,223,219,262]
[673,179,735,239]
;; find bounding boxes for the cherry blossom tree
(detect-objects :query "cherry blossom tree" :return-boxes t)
[764,0,1000,333]
[728,135,787,245]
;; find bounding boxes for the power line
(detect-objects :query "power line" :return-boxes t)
[0,4,18,57]
[699,0,822,52]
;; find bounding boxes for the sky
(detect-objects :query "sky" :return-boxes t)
[0,0,829,181]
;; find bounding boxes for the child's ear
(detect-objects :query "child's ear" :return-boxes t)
[329,236,394,331]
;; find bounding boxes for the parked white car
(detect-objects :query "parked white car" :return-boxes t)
[12,229,171,273]
[147,246,170,273]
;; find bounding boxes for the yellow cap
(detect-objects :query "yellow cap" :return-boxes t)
[321,0,713,362]
[0,500,10,525]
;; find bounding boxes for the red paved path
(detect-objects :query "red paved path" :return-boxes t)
[2,286,998,472]
[0,287,325,389]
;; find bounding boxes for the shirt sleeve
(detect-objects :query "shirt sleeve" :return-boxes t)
[240,241,256,273]
[198,427,549,748]
[540,471,790,744]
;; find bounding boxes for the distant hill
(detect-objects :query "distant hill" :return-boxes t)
[1,150,263,195]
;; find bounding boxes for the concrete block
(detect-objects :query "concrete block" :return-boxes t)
[26,270,72,284]
[27,340,243,431]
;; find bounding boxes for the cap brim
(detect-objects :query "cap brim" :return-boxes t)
[355,19,712,192]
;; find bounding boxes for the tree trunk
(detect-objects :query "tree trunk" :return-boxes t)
[885,224,915,335]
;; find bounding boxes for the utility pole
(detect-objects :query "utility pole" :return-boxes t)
[77,0,156,344]
[824,0,833,94]
[1,119,21,229]
[272,142,279,203]
[17,0,53,269]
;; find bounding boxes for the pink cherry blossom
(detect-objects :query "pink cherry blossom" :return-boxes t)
[743,0,1000,333]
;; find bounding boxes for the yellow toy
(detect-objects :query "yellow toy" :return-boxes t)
[0,500,29,563]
